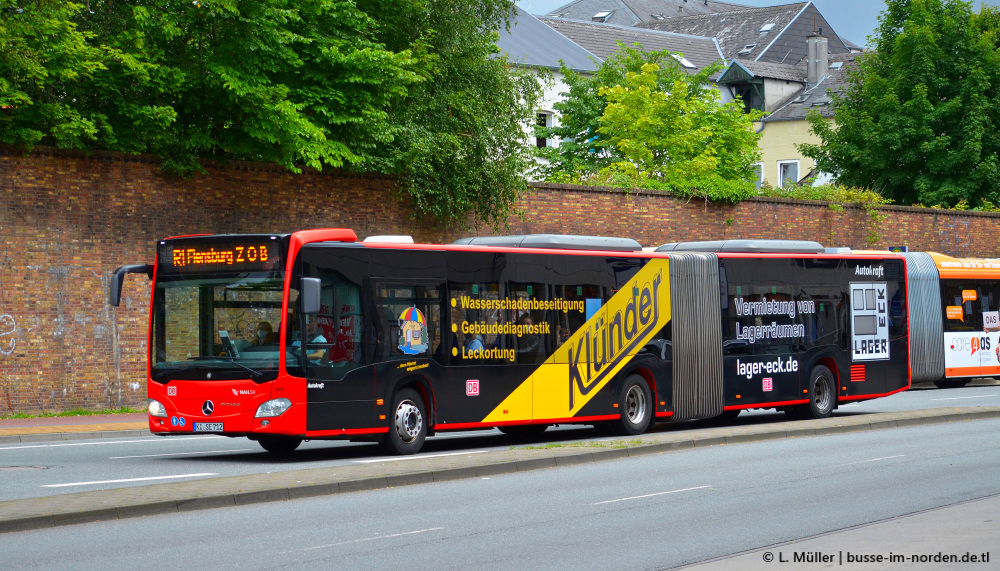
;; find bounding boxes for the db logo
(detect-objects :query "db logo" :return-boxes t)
[167,386,177,396]
[762,377,773,392]
[466,380,480,396]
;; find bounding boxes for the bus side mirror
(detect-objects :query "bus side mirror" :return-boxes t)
[301,277,321,314]
[109,264,153,306]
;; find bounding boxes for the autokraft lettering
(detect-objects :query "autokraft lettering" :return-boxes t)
[736,357,799,380]
[854,265,885,279]
[568,271,662,409]
[307,382,325,389]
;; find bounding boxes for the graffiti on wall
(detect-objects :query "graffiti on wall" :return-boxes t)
[0,313,14,356]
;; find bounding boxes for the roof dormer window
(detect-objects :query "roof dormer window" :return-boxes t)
[759,23,775,34]
[738,44,757,56]
[672,54,697,69]
[592,10,613,22]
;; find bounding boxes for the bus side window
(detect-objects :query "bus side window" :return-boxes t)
[942,282,979,332]
[508,282,550,364]
[448,281,506,365]
[555,284,602,343]
[299,269,365,380]
[376,283,442,361]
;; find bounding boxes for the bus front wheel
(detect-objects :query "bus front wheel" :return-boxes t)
[256,436,302,454]
[382,388,427,455]
[609,375,652,436]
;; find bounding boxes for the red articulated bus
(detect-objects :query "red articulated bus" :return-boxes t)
[110,231,910,454]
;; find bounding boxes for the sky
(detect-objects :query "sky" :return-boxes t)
[515,0,998,48]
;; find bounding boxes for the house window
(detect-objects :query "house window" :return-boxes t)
[752,163,764,189]
[732,83,764,113]
[536,113,552,148]
[778,160,800,188]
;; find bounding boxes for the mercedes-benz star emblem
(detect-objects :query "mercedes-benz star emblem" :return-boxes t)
[202,400,215,416]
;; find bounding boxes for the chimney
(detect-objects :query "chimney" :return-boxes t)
[807,31,829,84]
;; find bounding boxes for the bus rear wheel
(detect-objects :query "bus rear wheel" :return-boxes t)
[934,379,970,389]
[256,436,302,454]
[381,388,427,455]
[787,365,836,420]
[609,375,652,436]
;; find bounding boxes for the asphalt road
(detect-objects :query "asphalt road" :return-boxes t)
[2,382,998,502]
[1,415,998,570]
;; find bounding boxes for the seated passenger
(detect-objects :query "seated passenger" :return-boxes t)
[292,325,327,361]
[253,321,275,346]
[517,314,540,355]
[465,333,485,352]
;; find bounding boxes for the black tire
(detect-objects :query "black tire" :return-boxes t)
[381,388,427,455]
[934,379,970,389]
[498,424,549,440]
[609,375,653,436]
[790,365,836,420]
[256,436,302,454]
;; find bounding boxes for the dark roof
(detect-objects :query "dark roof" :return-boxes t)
[542,0,750,27]
[539,17,725,71]
[718,59,806,83]
[762,53,858,122]
[638,2,850,64]
[497,6,600,73]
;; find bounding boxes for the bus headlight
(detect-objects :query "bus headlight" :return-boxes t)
[148,399,168,418]
[255,398,292,418]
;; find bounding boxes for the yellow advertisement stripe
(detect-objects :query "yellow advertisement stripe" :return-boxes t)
[483,258,671,423]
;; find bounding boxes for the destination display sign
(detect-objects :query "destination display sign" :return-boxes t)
[159,238,282,273]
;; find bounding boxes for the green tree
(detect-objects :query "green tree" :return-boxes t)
[536,44,761,201]
[800,0,1000,207]
[3,0,540,228]
[357,0,543,229]
[0,0,107,148]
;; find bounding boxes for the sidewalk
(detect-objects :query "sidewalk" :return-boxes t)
[0,413,149,444]
[2,406,999,534]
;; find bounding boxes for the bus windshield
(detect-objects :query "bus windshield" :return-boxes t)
[150,271,290,383]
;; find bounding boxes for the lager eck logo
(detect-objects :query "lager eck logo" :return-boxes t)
[568,271,663,409]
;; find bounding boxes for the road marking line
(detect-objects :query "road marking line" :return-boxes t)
[110,449,254,459]
[0,436,225,451]
[835,454,905,467]
[285,528,445,553]
[42,473,218,488]
[353,450,488,463]
[594,485,712,505]
[930,395,996,401]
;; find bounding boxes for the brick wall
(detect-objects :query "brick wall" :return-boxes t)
[2,148,999,414]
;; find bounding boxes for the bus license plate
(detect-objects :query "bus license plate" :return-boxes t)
[193,422,223,432]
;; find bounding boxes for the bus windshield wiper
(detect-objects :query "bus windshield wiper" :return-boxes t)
[197,356,265,380]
